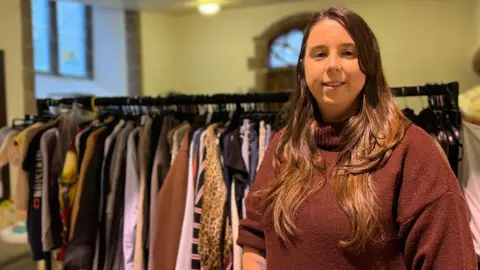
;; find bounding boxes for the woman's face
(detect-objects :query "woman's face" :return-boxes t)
[304,18,366,123]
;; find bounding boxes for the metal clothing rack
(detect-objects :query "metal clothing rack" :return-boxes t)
[36,82,460,113]
[36,81,460,270]
[391,81,459,100]
[36,92,294,114]
[391,81,461,123]
[392,81,462,177]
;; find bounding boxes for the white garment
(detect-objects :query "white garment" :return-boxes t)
[241,119,250,218]
[174,128,201,270]
[265,124,272,149]
[460,120,480,255]
[123,127,141,270]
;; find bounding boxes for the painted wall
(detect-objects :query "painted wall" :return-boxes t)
[476,0,480,46]
[0,0,26,122]
[474,0,480,69]
[140,12,181,97]
[141,0,480,104]
[35,6,129,98]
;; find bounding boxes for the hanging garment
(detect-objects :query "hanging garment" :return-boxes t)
[241,120,250,173]
[64,123,114,270]
[257,121,266,171]
[240,120,250,219]
[104,121,134,270]
[172,122,190,163]
[191,129,207,270]
[199,123,232,270]
[265,123,272,149]
[143,116,163,253]
[40,127,61,252]
[57,131,78,261]
[147,117,179,270]
[24,126,51,260]
[0,127,19,201]
[460,120,480,255]
[95,120,125,270]
[134,117,153,270]
[75,123,92,155]
[56,125,88,261]
[14,121,57,212]
[105,122,134,253]
[68,126,104,242]
[174,127,202,270]
[231,182,241,270]
[151,125,191,270]
[0,127,18,168]
[123,127,141,270]
[220,129,234,269]
[225,128,249,221]
[248,123,259,183]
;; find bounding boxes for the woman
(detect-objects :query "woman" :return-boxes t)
[237,6,476,269]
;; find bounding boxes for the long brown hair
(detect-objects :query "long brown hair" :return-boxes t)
[259,7,410,252]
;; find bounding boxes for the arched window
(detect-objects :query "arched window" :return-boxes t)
[249,13,313,93]
[268,28,303,69]
[266,27,305,92]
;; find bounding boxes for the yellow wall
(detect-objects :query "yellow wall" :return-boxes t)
[475,0,480,57]
[141,0,480,102]
[140,12,182,97]
[0,0,26,123]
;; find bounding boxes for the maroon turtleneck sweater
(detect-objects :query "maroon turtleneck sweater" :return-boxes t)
[237,123,477,269]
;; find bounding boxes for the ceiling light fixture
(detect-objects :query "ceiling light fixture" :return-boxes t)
[198,3,221,16]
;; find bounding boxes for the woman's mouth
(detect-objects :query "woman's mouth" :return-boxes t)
[322,81,346,89]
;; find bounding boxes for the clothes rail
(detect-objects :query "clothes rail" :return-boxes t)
[390,82,460,111]
[36,91,293,114]
[36,81,459,114]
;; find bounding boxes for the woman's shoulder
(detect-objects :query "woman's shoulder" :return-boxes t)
[266,127,287,148]
[399,124,448,159]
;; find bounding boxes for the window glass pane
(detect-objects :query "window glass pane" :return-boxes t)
[269,29,303,68]
[57,1,87,77]
[32,0,51,72]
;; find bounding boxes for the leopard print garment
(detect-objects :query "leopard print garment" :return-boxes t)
[199,123,232,269]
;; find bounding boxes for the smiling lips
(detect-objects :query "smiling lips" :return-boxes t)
[322,81,346,88]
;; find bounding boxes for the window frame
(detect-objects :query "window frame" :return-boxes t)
[267,27,304,69]
[249,12,314,92]
[33,0,93,79]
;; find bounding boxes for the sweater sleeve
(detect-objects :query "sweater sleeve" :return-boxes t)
[396,126,477,269]
[237,130,284,252]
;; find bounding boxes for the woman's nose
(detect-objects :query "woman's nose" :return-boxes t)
[326,54,341,72]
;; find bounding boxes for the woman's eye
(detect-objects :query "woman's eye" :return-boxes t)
[343,50,355,57]
[315,52,327,58]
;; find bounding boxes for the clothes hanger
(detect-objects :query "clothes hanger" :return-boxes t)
[437,95,455,146]
[428,95,448,149]
[401,87,417,124]
[443,86,462,143]
[12,114,34,130]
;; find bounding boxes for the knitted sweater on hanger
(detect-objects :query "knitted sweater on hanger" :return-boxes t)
[237,122,477,269]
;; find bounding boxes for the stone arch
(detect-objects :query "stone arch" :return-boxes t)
[248,12,315,92]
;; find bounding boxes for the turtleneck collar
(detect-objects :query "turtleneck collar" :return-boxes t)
[314,120,346,151]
